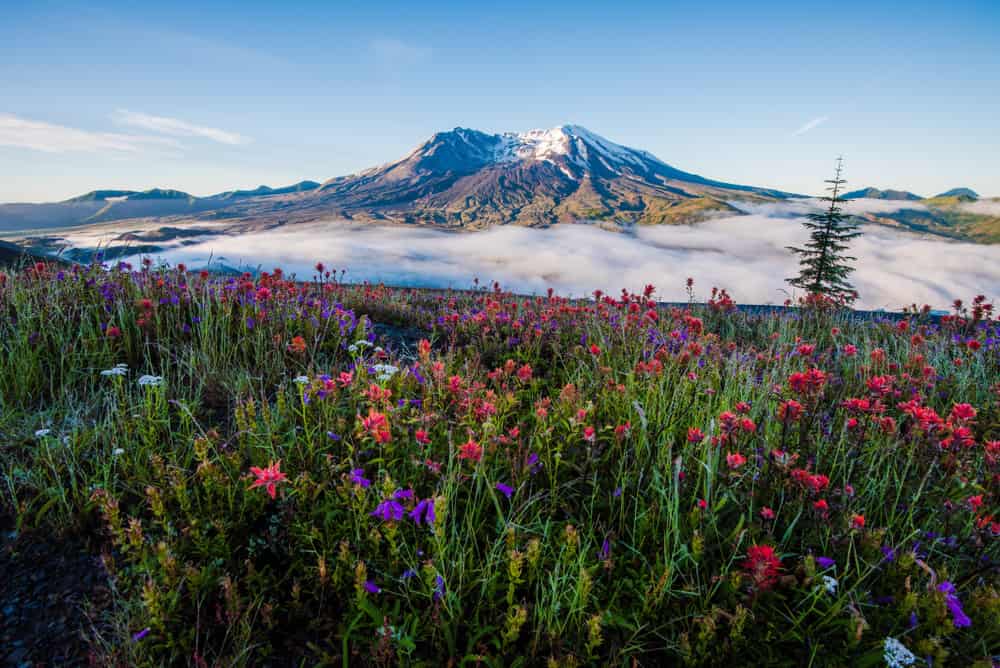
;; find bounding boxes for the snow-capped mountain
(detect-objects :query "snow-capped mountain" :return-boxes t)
[6,125,996,241]
[0,126,796,233]
[298,125,793,228]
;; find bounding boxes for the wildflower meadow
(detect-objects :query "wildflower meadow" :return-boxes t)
[0,260,998,666]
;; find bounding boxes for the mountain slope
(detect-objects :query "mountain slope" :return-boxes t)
[291,126,791,228]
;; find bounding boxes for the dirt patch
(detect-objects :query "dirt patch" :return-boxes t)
[0,519,112,667]
[371,320,430,358]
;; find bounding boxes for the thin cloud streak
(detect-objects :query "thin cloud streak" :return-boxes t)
[113,109,249,145]
[792,115,829,136]
[0,113,183,154]
[371,38,431,70]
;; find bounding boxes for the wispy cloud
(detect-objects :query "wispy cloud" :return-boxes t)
[0,113,182,153]
[370,38,431,69]
[113,109,249,145]
[792,115,829,137]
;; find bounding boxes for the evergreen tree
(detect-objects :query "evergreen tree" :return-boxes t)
[786,158,862,304]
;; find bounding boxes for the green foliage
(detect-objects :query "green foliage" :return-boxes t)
[787,159,863,304]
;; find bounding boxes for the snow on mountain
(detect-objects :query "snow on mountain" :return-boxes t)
[445,125,656,175]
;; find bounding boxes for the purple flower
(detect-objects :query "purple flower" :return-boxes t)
[434,574,446,601]
[350,468,371,488]
[816,556,835,570]
[496,482,514,499]
[600,537,611,561]
[880,545,896,562]
[132,627,151,642]
[613,486,622,498]
[410,497,436,525]
[394,488,415,500]
[328,431,341,441]
[401,569,417,580]
[937,581,972,628]
[371,499,405,522]
[364,580,380,594]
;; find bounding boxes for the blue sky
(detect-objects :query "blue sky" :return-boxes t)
[2,0,998,202]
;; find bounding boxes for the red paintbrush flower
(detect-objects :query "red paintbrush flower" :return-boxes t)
[458,439,483,463]
[742,544,782,591]
[949,403,977,422]
[249,460,288,500]
[361,409,391,444]
[777,399,803,422]
[287,336,307,354]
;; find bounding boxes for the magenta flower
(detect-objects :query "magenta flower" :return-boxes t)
[350,468,371,488]
[937,581,972,628]
[410,497,436,525]
[600,537,611,561]
[371,499,405,522]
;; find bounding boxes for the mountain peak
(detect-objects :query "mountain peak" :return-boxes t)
[935,187,979,200]
[417,124,643,171]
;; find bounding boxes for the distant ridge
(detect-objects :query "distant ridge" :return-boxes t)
[842,187,923,201]
[213,180,321,200]
[62,189,140,203]
[62,188,192,203]
[935,187,979,200]
[125,188,193,200]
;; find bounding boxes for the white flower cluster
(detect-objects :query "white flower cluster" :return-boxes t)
[293,375,310,385]
[348,340,373,354]
[34,428,51,438]
[883,637,916,667]
[822,575,838,594]
[372,363,399,382]
[100,363,129,377]
[137,374,164,387]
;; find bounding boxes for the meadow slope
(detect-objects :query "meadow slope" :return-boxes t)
[0,261,998,666]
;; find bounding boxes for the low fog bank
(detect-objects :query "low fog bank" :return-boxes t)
[112,214,1000,311]
[960,200,1000,216]
[730,197,928,218]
